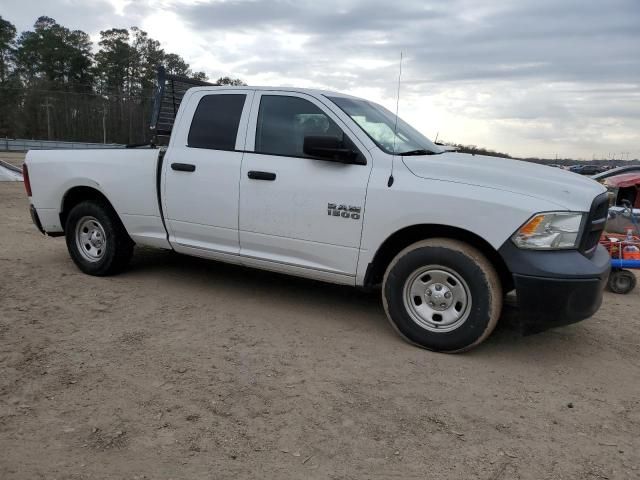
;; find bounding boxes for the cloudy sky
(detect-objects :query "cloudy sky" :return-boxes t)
[3,0,639,159]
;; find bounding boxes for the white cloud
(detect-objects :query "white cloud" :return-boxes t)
[106,0,130,15]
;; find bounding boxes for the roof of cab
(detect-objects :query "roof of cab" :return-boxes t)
[185,85,361,100]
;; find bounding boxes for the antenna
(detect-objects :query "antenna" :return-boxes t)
[388,52,403,188]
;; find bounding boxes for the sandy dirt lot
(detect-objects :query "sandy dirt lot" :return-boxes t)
[1,177,639,479]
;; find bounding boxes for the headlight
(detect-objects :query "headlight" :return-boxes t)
[512,212,585,250]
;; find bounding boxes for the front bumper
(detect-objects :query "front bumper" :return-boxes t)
[499,242,610,334]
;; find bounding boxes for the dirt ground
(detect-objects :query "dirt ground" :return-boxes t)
[1,176,639,479]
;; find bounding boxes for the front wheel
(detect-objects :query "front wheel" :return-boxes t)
[65,200,134,276]
[382,238,502,352]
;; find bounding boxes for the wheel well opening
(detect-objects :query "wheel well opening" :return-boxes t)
[365,224,513,292]
[60,186,115,231]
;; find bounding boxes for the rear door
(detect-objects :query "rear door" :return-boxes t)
[238,91,372,280]
[162,89,253,256]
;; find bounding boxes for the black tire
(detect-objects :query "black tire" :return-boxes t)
[607,269,636,294]
[382,238,502,353]
[64,200,134,276]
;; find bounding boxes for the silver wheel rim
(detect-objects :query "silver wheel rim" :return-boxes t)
[75,216,107,263]
[402,265,472,332]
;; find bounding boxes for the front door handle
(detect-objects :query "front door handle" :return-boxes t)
[171,163,196,172]
[248,170,276,181]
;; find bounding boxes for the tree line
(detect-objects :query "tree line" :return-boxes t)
[0,15,245,145]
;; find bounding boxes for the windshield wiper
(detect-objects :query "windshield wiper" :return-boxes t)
[397,149,437,156]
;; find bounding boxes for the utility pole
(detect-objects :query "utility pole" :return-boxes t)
[41,97,53,140]
[101,103,107,144]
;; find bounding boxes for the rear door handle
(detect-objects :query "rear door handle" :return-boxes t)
[248,170,276,181]
[171,163,196,172]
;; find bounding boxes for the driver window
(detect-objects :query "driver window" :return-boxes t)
[255,95,347,158]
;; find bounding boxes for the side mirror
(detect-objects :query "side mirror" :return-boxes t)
[303,136,364,164]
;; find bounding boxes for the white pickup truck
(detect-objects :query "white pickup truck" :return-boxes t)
[23,69,610,352]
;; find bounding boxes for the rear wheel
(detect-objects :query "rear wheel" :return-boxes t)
[382,238,502,352]
[65,200,133,276]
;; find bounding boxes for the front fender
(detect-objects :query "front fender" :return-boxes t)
[355,166,562,285]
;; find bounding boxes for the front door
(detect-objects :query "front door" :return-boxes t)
[239,92,371,279]
[163,90,253,256]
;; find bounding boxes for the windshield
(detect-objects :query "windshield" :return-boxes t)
[327,96,442,155]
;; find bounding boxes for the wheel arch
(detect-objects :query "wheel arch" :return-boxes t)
[364,224,513,292]
[59,185,123,233]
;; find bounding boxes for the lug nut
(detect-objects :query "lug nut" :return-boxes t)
[440,303,447,308]
[444,292,452,299]
[435,284,442,291]
[426,289,432,296]
[428,301,435,307]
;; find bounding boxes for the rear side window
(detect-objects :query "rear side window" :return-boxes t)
[187,94,246,150]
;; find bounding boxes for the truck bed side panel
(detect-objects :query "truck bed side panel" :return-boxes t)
[26,149,170,249]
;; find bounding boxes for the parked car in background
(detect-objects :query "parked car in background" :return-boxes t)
[592,168,640,235]
[570,164,607,176]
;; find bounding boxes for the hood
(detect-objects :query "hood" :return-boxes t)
[402,152,606,211]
